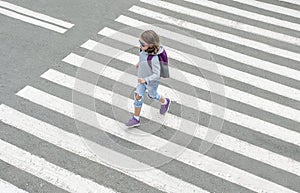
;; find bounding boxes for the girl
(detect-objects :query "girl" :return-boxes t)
[126,30,171,127]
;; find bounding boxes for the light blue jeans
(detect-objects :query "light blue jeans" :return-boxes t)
[134,82,161,108]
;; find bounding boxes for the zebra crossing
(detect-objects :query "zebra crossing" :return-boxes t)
[0,0,300,192]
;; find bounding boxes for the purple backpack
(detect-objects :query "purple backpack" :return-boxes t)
[147,49,170,78]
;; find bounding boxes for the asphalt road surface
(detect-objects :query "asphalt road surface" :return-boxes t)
[0,0,300,192]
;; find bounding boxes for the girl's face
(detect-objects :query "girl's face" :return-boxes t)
[139,38,150,51]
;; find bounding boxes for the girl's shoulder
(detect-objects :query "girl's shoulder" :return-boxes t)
[157,46,165,54]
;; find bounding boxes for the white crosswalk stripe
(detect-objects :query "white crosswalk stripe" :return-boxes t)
[0,1,73,33]
[0,179,28,193]
[0,7,67,33]
[1,0,300,192]
[279,0,300,6]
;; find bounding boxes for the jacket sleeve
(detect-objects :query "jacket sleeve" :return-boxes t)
[144,56,160,84]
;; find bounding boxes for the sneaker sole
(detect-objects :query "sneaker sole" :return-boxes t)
[126,122,141,128]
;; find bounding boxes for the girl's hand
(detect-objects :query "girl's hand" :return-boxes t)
[138,78,146,84]
[136,62,139,68]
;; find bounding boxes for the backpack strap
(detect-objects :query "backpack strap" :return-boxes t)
[158,50,168,65]
[147,55,154,69]
[147,50,168,69]
[145,49,169,78]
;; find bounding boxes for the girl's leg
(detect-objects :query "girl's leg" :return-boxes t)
[147,85,170,114]
[134,107,142,116]
[126,84,146,127]
[133,93,144,120]
[133,84,146,109]
[147,84,166,104]
[159,96,165,104]
[134,94,142,117]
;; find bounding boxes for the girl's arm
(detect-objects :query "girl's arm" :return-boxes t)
[144,57,160,84]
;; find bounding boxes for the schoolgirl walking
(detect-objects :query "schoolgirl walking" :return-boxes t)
[126,30,171,127]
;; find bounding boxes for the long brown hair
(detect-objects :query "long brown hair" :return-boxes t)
[140,30,160,55]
